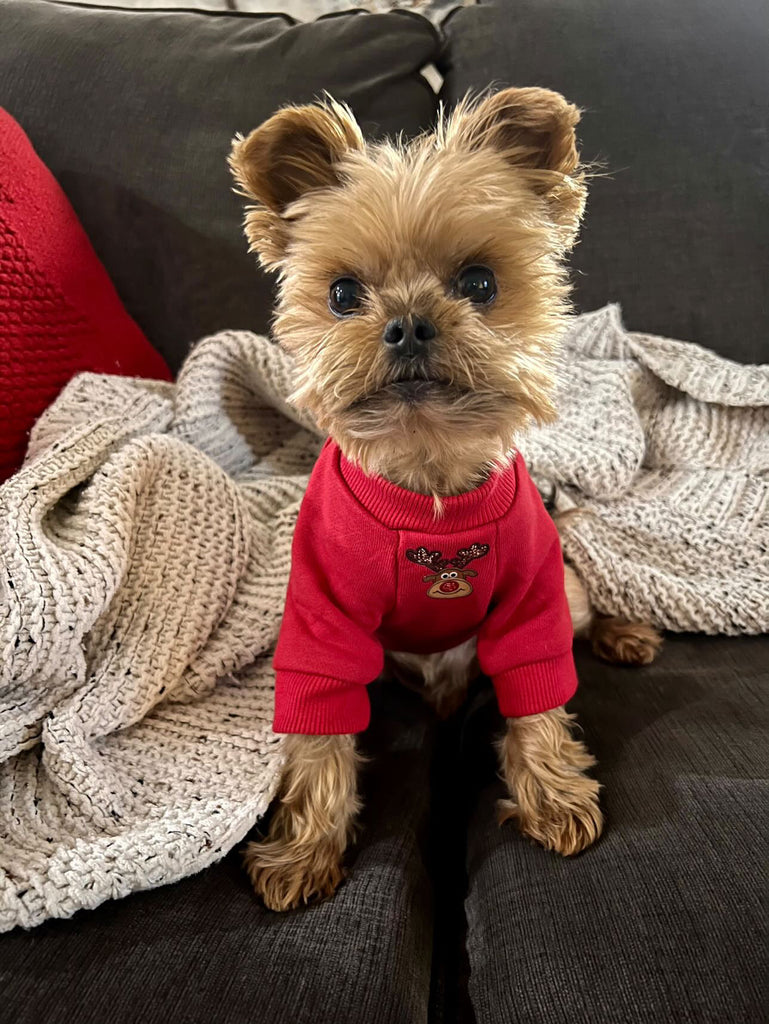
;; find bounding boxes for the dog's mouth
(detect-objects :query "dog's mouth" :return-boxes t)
[350,374,464,409]
[385,378,456,403]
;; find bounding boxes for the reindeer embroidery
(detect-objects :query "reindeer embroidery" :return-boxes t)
[405,543,490,599]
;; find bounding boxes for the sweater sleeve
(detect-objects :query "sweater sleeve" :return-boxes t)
[272,484,394,735]
[476,472,578,718]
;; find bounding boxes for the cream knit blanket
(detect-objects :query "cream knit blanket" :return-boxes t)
[522,306,768,634]
[1,306,767,931]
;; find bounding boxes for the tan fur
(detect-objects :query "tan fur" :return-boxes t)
[389,638,478,718]
[231,88,586,498]
[244,734,361,911]
[230,99,365,270]
[564,557,663,663]
[564,563,594,636]
[231,89,620,906]
[559,514,663,660]
[590,615,663,665]
[498,708,603,855]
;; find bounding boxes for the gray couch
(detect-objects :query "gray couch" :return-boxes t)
[0,2,766,1022]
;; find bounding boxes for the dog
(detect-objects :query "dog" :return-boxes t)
[229,88,661,911]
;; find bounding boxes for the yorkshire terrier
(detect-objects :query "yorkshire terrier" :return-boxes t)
[229,88,661,911]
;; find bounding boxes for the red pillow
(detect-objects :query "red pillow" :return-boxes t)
[0,107,171,482]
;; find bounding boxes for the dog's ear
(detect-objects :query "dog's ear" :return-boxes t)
[229,100,364,269]
[445,87,581,177]
[444,87,586,246]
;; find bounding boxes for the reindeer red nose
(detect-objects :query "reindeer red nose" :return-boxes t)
[439,580,461,593]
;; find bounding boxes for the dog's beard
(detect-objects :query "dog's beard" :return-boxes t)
[329,385,525,497]
[289,347,557,498]
[349,375,469,410]
[343,382,510,430]
[281,289,561,499]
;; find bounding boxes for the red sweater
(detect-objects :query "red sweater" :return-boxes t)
[273,441,578,734]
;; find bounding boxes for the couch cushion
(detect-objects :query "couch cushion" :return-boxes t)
[0,0,440,372]
[459,634,769,1023]
[440,0,769,364]
[0,680,435,1024]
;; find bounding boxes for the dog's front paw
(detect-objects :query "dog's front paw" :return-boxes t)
[499,708,604,856]
[244,839,345,911]
[498,772,603,856]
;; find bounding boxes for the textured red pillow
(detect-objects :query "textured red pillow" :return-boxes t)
[0,107,171,482]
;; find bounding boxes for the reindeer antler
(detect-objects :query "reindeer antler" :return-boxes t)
[406,547,449,573]
[450,543,490,569]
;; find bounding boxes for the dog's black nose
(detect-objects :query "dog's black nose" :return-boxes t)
[383,315,436,358]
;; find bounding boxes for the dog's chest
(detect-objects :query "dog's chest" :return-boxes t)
[377,527,497,652]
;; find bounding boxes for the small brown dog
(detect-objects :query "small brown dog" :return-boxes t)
[230,88,660,911]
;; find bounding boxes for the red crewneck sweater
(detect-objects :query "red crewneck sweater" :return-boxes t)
[273,440,577,734]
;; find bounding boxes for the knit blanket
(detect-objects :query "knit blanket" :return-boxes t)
[1,305,767,932]
[0,333,321,932]
[523,306,768,634]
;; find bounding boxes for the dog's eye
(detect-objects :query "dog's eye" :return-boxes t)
[455,265,497,305]
[329,277,364,317]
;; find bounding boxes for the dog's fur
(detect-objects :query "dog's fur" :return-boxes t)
[230,88,660,910]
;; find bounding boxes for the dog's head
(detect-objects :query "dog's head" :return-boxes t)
[230,88,586,493]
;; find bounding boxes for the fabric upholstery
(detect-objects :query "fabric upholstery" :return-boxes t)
[0,0,440,372]
[0,681,436,1024]
[440,0,769,364]
[460,634,769,1023]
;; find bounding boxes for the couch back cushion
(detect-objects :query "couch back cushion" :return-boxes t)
[441,0,769,363]
[0,1,439,371]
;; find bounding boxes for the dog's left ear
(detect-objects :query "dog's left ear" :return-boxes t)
[229,99,364,269]
[444,87,586,247]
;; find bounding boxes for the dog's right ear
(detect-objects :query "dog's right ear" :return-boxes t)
[442,88,586,249]
[229,100,364,270]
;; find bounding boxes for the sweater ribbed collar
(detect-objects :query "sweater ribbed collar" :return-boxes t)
[336,444,518,532]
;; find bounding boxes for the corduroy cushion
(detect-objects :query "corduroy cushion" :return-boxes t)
[440,0,769,364]
[0,106,170,482]
[0,0,439,373]
[0,680,436,1024]
[457,634,769,1024]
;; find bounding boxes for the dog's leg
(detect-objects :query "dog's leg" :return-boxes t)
[563,562,594,637]
[564,564,662,665]
[244,733,361,911]
[498,707,603,856]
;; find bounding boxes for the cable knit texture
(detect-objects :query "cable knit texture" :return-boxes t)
[0,331,321,933]
[0,306,767,932]
[0,107,171,482]
[521,306,769,634]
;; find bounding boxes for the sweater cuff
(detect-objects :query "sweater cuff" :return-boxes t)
[273,671,371,735]
[492,652,578,718]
